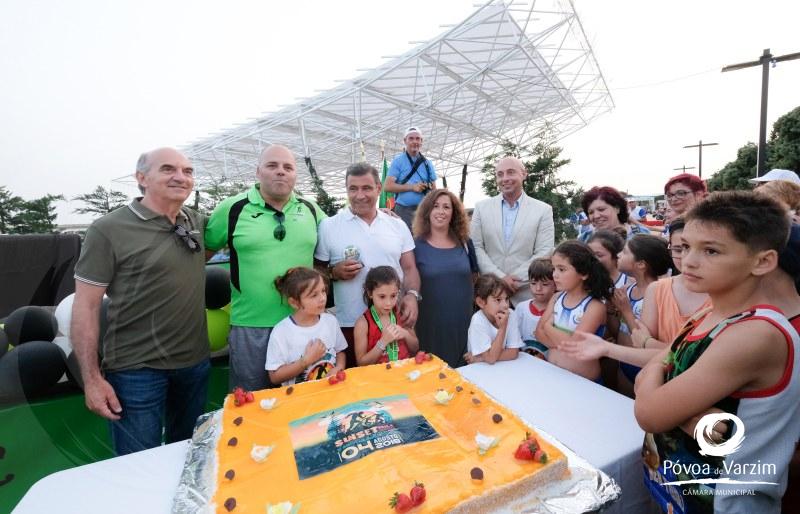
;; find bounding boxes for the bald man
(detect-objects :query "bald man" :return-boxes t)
[470,156,555,305]
[205,145,325,391]
[72,147,210,455]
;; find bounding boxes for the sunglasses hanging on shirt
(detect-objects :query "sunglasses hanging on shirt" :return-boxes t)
[272,211,286,241]
[173,224,201,253]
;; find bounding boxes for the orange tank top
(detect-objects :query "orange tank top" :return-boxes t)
[652,276,712,344]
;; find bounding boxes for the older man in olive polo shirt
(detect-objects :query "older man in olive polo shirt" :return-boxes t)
[205,144,325,391]
[71,147,210,456]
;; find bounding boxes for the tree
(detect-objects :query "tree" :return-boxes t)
[706,143,758,192]
[480,140,581,242]
[304,157,344,217]
[11,194,64,234]
[707,105,799,191]
[0,186,24,234]
[73,186,129,216]
[767,105,800,172]
[197,177,249,215]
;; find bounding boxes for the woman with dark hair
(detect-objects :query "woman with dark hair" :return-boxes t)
[579,186,648,242]
[412,189,479,367]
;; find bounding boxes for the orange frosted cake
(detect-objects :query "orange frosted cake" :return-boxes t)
[210,355,568,513]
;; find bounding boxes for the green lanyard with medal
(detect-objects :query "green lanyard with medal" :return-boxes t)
[370,306,399,361]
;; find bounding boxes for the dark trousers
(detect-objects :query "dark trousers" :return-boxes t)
[392,203,418,231]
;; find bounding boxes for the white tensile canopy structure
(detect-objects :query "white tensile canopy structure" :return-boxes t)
[183,0,612,196]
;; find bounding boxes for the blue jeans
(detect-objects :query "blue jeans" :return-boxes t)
[105,359,210,456]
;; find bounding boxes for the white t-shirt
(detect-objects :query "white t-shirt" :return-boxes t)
[315,209,415,327]
[514,299,545,341]
[467,309,523,357]
[265,313,348,386]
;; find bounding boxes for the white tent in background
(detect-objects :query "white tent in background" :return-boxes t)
[179,0,613,195]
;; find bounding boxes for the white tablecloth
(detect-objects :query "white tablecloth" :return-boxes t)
[459,353,657,514]
[13,353,657,513]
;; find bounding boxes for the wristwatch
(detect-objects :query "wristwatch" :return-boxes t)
[327,264,338,282]
[405,289,422,302]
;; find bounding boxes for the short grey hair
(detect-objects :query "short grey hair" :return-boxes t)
[345,162,380,185]
[136,151,151,194]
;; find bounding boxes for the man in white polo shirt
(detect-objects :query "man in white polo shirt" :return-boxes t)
[315,162,421,366]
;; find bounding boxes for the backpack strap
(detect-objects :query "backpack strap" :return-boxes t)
[398,152,428,185]
[296,197,319,225]
[226,198,249,292]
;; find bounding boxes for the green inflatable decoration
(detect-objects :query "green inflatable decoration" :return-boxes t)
[206,308,230,351]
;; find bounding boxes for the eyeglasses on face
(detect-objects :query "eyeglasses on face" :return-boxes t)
[273,211,286,241]
[667,245,683,256]
[666,190,692,201]
[173,224,201,253]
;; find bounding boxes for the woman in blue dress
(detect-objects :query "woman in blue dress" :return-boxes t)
[412,190,478,367]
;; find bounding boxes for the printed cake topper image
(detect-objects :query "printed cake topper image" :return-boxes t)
[289,395,439,479]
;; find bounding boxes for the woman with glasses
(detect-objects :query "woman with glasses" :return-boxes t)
[663,173,707,218]
[578,186,649,242]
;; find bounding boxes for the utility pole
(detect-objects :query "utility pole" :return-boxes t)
[673,165,696,173]
[682,140,718,179]
[722,48,800,177]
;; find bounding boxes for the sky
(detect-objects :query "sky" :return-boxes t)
[1,0,799,225]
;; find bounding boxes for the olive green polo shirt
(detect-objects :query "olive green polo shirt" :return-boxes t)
[74,199,209,371]
[205,185,324,327]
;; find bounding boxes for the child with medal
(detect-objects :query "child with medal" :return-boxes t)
[354,266,419,365]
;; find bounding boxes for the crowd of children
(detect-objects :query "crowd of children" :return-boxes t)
[257,187,798,514]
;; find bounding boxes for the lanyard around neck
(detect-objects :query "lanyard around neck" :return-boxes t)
[370,305,399,361]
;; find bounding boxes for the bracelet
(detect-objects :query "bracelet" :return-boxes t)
[376,341,386,352]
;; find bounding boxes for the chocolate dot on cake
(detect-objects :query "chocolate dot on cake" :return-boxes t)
[472,397,481,405]
[227,437,238,447]
[286,386,294,395]
[386,363,392,369]
[455,385,463,392]
[224,497,237,511]
[470,467,484,480]
[224,469,235,480]
[438,372,446,379]
[492,413,503,423]
[233,416,243,426]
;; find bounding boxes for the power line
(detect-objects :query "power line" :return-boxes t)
[612,67,717,91]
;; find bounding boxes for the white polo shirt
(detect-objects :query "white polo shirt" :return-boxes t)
[315,208,415,327]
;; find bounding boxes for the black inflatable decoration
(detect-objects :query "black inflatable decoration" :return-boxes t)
[65,351,84,390]
[0,328,8,359]
[3,306,58,346]
[205,266,231,309]
[0,341,66,403]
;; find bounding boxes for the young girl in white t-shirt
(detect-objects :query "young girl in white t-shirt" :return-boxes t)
[266,267,347,386]
[464,274,522,364]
